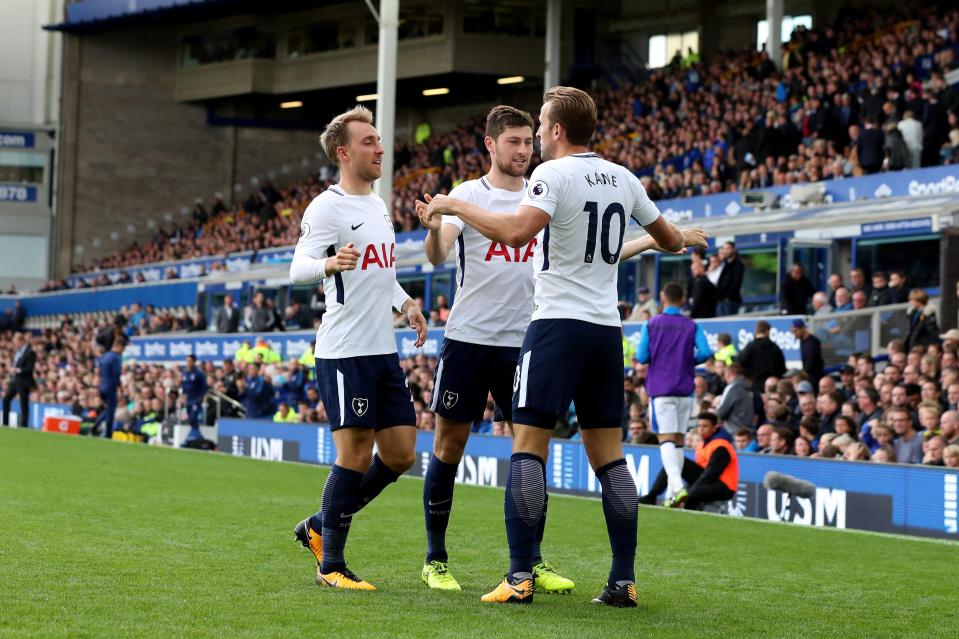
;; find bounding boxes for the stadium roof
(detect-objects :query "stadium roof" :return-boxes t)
[45,0,345,33]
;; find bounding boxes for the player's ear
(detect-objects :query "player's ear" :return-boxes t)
[484,135,495,153]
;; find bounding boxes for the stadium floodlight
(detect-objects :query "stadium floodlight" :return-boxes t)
[356,93,379,102]
[497,76,525,85]
[280,100,303,109]
[422,87,450,96]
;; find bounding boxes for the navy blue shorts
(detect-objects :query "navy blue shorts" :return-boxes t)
[512,319,623,430]
[431,338,520,423]
[315,354,415,431]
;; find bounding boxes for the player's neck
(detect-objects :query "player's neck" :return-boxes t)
[551,143,590,160]
[336,172,374,196]
[485,169,524,192]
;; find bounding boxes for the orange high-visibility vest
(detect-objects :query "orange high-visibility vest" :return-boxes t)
[695,438,739,492]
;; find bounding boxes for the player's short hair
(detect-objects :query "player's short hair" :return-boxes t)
[662,281,685,304]
[486,105,534,140]
[717,332,732,346]
[755,320,771,335]
[319,105,374,166]
[543,86,597,146]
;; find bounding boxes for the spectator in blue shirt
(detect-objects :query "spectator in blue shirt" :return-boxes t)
[238,362,274,419]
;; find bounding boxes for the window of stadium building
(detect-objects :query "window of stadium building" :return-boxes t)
[462,1,544,37]
[180,27,277,67]
[364,3,444,45]
[854,235,940,290]
[658,246,778,307]
[287,20,358,57]
[647,31,699,69]
[0,151,44,184]
[756,15,812,51]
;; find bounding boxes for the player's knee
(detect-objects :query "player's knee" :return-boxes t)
[434,437,467,464]
[381,449,415,473]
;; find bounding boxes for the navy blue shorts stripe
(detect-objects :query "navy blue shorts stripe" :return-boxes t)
[456,234,465,287]
[326,245,344,304]
[541,224,550,271]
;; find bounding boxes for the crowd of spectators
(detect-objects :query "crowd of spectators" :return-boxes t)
[4,292,958,470]
[49,5,959,293]
[618,318,959,467]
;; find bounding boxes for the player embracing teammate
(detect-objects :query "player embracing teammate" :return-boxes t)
[426,87,687,607]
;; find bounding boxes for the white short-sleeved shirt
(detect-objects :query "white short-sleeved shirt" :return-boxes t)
[520,152,662,327]
[292,186,411,359]
[442,176,535,348]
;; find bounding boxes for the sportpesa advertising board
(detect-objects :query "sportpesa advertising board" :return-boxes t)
[217,418,959,541]
[127,317,803,365]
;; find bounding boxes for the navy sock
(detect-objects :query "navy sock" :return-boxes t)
[532,463,548,565]
[597,459,638,585]
[355,454,401,511]
[319,464,363,574]
[423,455,459,563]
[505,453,546,578]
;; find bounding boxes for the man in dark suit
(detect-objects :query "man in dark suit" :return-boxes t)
[688,259,717,318]
[214,294,240,333]
[3,332,35,427]
[716,241,745,316]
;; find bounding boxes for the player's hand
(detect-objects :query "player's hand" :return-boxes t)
[407,307,428,348]
[326,242,360,274]
[681,227,709,249]
[425,194,459,221]
[415,193,441,231]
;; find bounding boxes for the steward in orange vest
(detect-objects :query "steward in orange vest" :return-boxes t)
[639,412,739,510]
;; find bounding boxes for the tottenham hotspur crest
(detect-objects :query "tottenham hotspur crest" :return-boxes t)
[351,397,368,417]
[442,390,458,410]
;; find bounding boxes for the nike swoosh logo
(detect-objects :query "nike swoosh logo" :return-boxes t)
[428,498,452,506]
[340,512,357,518]
[351,223,365,230]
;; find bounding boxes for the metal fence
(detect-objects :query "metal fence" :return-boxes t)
[807,302,916,368]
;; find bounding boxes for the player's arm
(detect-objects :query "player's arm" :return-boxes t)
[628,174,684,253]
[427,196,548,248]
[289,200,359,284]
[693,323,713,364]
[619,225,709,261]
[636,324,651,365]
[415,195,461,265]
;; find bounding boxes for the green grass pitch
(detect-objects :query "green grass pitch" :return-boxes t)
[1,427,957,638]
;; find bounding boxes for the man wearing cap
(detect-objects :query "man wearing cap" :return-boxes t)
[791,319,824,386]
[629,286,658,320]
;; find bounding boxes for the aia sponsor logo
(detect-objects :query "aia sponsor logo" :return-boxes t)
[484,238,537,262]
[361,242,396,269]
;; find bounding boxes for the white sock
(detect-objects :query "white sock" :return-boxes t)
[660,441,683,497]
[675,447,686,483]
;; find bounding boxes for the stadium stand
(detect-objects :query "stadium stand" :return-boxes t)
[56,5,959,292]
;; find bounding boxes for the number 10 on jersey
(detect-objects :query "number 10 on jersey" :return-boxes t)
[583,201,626,264]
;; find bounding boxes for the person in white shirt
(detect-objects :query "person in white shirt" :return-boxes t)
[897,110,923,169]
[426,86,684,608]
[415,105,574,593]
[289,105,427,592]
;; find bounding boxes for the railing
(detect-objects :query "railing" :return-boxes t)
[807,302,916,368]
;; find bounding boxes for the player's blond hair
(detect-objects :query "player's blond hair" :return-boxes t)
[319,105,375,166]
[543,86,597,146]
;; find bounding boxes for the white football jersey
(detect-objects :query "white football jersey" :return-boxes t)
[442,176,535,348]
[290,185,412,359]
[520,152,662,327]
